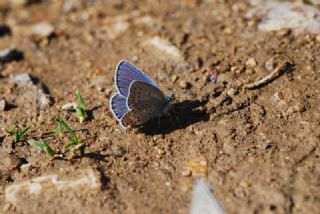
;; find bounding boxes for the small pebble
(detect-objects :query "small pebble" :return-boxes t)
[223,27,233,34]
[152,161,160,168]
[132,55,139,62]
[0,99,6,111]
[246,57,257,68]
[9,73,32,86]
[157,148,166,156]
[271,92,286,108]
[316,34,320,42]
[171,75,179,83]
[227,88,237,97]
[20,163,32,173]
[234,187,246,198]
[276,28,291,37]
[32,22,55,38]
[240,181,251,188]
[286,104,304,116]
[105,88,112,97]
[61,103,77,111]
[247,20,256,27]
[230,66,238,72]
[84,60,92,68]
[265,58,275,71]
[186,156,207,178]
[181,168,192,177]
[63,0,81,13]
[179,80,191,89]
[83,33,94,44]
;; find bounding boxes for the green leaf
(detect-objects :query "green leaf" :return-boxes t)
[76,90,86,111]
[14,126,31,144]
[55,119,63,137]
[76,90,86,123]
[76,106,85,123]
[28,139,55,158]
[56,117,80,145]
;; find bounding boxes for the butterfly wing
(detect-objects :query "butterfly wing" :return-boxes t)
[127,80,166,109]
[120,109,151,127]
[120,81,168,128]
[190,179,225,214]
[115,61,160,97]
[109,93,129,120]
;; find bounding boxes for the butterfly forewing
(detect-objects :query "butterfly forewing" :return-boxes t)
[115,61,160,97]
[127,80,167,110]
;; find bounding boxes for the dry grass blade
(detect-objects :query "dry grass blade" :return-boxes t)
[244,61,293,90]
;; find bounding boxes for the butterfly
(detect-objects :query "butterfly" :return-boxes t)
[190,179,225,214]
[109,60,175,128]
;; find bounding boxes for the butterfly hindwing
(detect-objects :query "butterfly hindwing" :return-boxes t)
[115,61,160,97]
[109,93,129,120]
[121,109,153,128]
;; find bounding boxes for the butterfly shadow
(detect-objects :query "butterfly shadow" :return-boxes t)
[139,99,209,135]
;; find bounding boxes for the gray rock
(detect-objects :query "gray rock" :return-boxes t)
[247,1,320,35]
[9,73,31,86]
[9,73,53,110]
[4,168,103,213]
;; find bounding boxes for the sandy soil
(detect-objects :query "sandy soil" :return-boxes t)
[0,0,319,214]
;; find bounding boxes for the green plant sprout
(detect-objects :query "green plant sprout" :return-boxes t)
[75,90,86,123]
[55,117,83,150]
[2,127,16,136]
[3,126,32,144]
[15,126,31,144]
[28,139,55,158]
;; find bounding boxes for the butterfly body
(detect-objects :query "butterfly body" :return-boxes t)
[110,61,174,128]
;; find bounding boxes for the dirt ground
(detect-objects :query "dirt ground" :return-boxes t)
[0,0,319,214]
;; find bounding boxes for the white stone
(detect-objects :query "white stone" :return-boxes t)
[247,1,320,34]
[5,169,100,206]
[142,36,183,63]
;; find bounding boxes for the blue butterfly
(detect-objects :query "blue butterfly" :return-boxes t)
[110,61,175,128]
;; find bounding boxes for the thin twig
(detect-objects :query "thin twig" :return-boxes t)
[244,61,293,90]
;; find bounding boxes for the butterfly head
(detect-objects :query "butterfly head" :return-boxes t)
[166,94,176,103]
